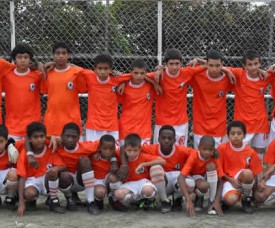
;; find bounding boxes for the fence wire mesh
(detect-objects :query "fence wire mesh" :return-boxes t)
[0,0,274,146]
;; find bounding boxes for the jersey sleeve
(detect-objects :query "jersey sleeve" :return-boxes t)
[215,158,225,178]
[146,71,155,80]
[181,65,205,81]
[249,152,264,176]
[77,68,87,93]
[114,73,131,84]
[264,140,275,165]
[142,153,160,162]
[0,59,14,77]
[141,145,155,155]
[82,141,100,156]
[15,140,25,153]
[180,152,196,176]
[16,151,28,178]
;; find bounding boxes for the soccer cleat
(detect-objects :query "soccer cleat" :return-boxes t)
[87,201,100,215]
[241,196,254,214]
[172,197,183,211]
[139,199,155,211]
[112,201,128,212]
[160,200,172,213]
[95,199,104,210]
[45,195,51,206]
[207,200,217,215]
[26,200,37,211]
[66,197,78,211]
[49,198,66,214]
[194,195,204,212]
[4,196,16,210]
[72,192,83,205]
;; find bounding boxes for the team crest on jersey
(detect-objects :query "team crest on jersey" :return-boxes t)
[175,163,181,170]
[146,92,151,100]
[29,83,35,91]
[246,156,251,166]
[259,88,264,94]
[46,163,53,170]
[67,81,74,90]
[112,86,117,92]
[138,167,145,174]
[179,82,185,88]
[218,90,224,97]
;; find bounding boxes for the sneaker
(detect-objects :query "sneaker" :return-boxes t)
[172,197,183,211]
[139,199,155,211]
[207,201,217,215]
[49,198,66,214]
[66,197,78,211]
[241,196,254,214]
[160,201,172,213]
[72,192,83,205]
[112,201,128,212]
[87,201,100,215]
[4,196,16,210]
[26,200,37,211]
[95,199,104,210]
[194,195,204,212]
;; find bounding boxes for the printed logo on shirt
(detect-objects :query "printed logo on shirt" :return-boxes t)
[175,163,181,170]
[67,81,74,90]
[246,156,251,166]
[112,86,117,92]
[218,90,224,98]
[179,82,185,88]
[29,83,35,91]
[46,163,53,170]
[259,88,264,94]
[138,167,145,174]
[146,92,151,100]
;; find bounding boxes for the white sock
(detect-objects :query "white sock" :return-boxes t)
[6,180,18,198]
[150,165,168,202]
[82,171,95,203]
[109,181,122,201]
[206,170,218,202]
[242,182,254,197]
[48,179,59,199]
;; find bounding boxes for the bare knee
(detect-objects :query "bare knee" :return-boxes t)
[224,193,239,206]
[95,185,106,200]
[115,189,128,201]
[141,186,155,197]
[106,174,118,183]
[78,156,92,173]
[239,169,254,184]
[24,187,38,202]
[6,169,18,181]
[206,162,216,172]
[59,172,73,189]
[196,180,209,194]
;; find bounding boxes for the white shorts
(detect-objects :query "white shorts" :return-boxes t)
[25,175,48,195]
[94,173,111,187]
[153,123,188,146]
[86,129,119,148]
[193,134,227,149]
[222,169,244,198]
[244,133,268,148]
[8,135,24,141]
[166,171,180,194]
[265,175,275,187]
[120,178,156,196]
[268,119,275,144]
[119,138,151,147]
[0,168,14,194]
[69,172,85,192]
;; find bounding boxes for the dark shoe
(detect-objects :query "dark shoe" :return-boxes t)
[194,195,204,212]
[241,196,254,214]
[172,197,183,211]
[112,200,128,212]
[26,200,37,211]
[45,195,51,206]
[139,199,155,211]
[4,196,16,210]
[160,201,172,213]
[49,198,66,214]
[66,197,78,211]
[72,192,83,205]
[95,199,104,210]
[87,201,100,215]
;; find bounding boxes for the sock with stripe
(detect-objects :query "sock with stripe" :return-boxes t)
[206,170,218,202]
[48,179,59,199]
[150,165,168,202]
[82,171,95,203]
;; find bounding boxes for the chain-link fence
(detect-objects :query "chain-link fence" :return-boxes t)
[0,0,274,146]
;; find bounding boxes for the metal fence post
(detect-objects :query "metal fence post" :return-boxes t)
[157,0,163,65]
[10,0,15,51]
[268,1,275,66]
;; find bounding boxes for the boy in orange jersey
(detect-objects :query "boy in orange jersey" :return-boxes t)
[17,122,66,217]
[141,125,195,213]
[3,44,42,140]
[218,121,263,214]
[226,50,273,162]
[90,135,121,210]
[115,134,165,211]
[42,42,87,138]
[189,51,234,148]
[118,59,155,146]
[148,49,206,145]
[179,136,224,217]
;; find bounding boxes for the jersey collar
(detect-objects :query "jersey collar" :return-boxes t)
[34,146,47,158]
[64,143,79,153]
[96,75,110,84]
[246,72,259,81]
[206,70,225,82]
[166,68,180,78]
[14,68,30,76]
[129,80,145,88]
[54,65,71,72]
[229,142,245,151]
[158,144,175,158]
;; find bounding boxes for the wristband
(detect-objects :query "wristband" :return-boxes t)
[110,157,117,162]
[27,151,34,156]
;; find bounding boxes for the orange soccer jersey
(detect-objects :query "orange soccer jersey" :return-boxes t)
[147,66,204,126]
[3,69,42,136]
[124,153,160,182]
[0,59,15,123]
[228,68,272,133]
[57,141,99,174]
[141,144,194,172]
[218,142,263,178]
[42,66,87,136]
[118,81,154,139]
[84,70,130,131]
[17,146,65,178]
[264,139,275,165]
[180,150,224,177]
[190,70,232,136]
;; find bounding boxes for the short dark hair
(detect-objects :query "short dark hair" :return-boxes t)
[52,42,71,54]
[27,122,46,138]
[11,43,34,61]
[227,121,246,136]
[159,125,176,137]
[163,48,182,63]
[94,54,113,68]
[124,133,141,147]
[0,125,8,139]
[206,50,224,62]
[62,122,80,136]
[130,59,147,71]
[199,136,219,159]
[242,50,261,64]
[100,134,116,145]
